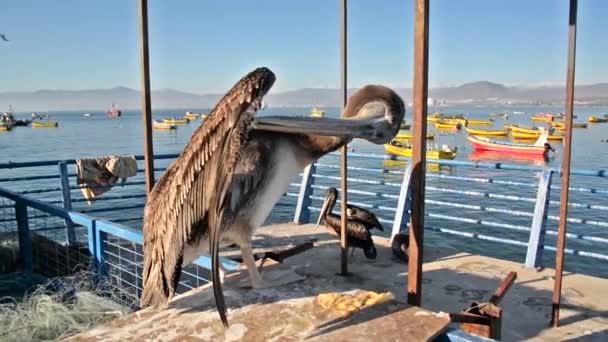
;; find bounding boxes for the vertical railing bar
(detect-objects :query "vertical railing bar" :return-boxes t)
[58,162,76,245]
[552,0,578,328]
[408,0,430,307]
[293,163,316,224]
[525,170,553,268]
[15,202,33,272]
[139,0,155,194]
[339,0,349,275]
[391,164,414,239]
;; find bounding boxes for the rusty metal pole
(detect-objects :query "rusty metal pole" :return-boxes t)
[139,0,155,194]
[339,0,349,275]
[551,0,577,328]
[408,0,429,306]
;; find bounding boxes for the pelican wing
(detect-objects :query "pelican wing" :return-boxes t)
[347,205,384,231]
[140,67,275,311]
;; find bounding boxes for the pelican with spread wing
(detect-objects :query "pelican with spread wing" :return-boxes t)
[140,67,405,327]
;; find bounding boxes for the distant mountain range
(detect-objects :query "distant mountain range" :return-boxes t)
[2,81,607,111]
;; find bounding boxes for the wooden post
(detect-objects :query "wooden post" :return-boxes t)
[339,0,349,275]
[552,0,578,328]
[15,202,33,272]
[139,0,155,194]
[408,0,430,306]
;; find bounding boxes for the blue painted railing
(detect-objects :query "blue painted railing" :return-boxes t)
[1,151,607,276]
[0,186,239,302]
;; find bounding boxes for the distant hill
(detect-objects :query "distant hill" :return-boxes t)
[1,82,607,111]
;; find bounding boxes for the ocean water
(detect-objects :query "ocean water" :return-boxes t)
[0,105,607,277]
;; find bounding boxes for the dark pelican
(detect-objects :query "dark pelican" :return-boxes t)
[315,187,384,259]
[391,232,409,263]
[140,67,405,327]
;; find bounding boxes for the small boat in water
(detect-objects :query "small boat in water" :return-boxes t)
[384,139,457,160]
[185,111,201,119]
[395,131,434,140]
[506,124,545,134]
[400,122,411,130]
[107,103,122,118]
[153,119,176,130]
[468,132,554,156]
[589,116,608,123]
[310,107,326,118]
[83,113,92,117]
[511,131,564,141]
[435,121,461,130]
[162,118,189,124]
[465,119,494,126]
[464,127,508,136]
[32,121,58,128]
[0,124,11,131]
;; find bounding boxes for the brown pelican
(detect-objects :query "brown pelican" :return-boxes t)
[316,187,384,259]
[140,66,405,327]
[391,232,409,263]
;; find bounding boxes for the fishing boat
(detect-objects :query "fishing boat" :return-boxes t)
[507,125,545,134]
[549,122,587,129]
[465,119,494,126]
[107,103,122,118]
[588,116,608,123]
[467,132,553,156]
[2,107,30,127]
[395,132,434,140]
[185,111,201,119]
[32,121,58,128]
[435,121,461,130]
[83,113,92,117]
[153,119,176,130]
[0,124,11,131]
[511,131,564,141]
[427,117,442,123]
[310,107,326,118]
[444,118,466,125]
[464,127,508,136]
[469,150,548,164]
[384,140,456,160]
[162,118,189,124]
[531,115,550,122]
[490,113,509,119]
[400,122,411,130]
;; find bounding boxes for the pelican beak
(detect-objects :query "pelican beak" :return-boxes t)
[315,195,332,229]
[252,102,403,145]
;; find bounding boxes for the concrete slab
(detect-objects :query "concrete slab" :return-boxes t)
[66,223,608,341]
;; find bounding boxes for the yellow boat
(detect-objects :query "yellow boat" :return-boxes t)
[184,111,201,119]
[550,122,588,129]
[434,122,461,130]
[531,115,550,122]
[32,121,58,128]
[443,118,466,125]
[508,125,543,134]
[310,107,326,118]
[588,116,608,123]
[427,117,442,123]
[511,131,563,140]
[162,118,189,124]
[384,141,456,160]
[0,124,11,131]
[395,132,434,140]
[153,119,176,130]
[464,127,508,136]
[465,120,494,126]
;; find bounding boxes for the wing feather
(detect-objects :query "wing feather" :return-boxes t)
[140,67,275,309]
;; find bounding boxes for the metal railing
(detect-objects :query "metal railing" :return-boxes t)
[0,186,239,306]
[1,151,607,278]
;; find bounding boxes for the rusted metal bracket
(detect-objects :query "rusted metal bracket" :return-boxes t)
[450,271,517,340]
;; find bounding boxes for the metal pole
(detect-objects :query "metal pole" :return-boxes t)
[551,0,577,328]
[408,0,429,306]
[339,0,349,275]
[139,0,155,194]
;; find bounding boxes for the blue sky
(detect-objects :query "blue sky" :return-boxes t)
[1,0,607,93]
